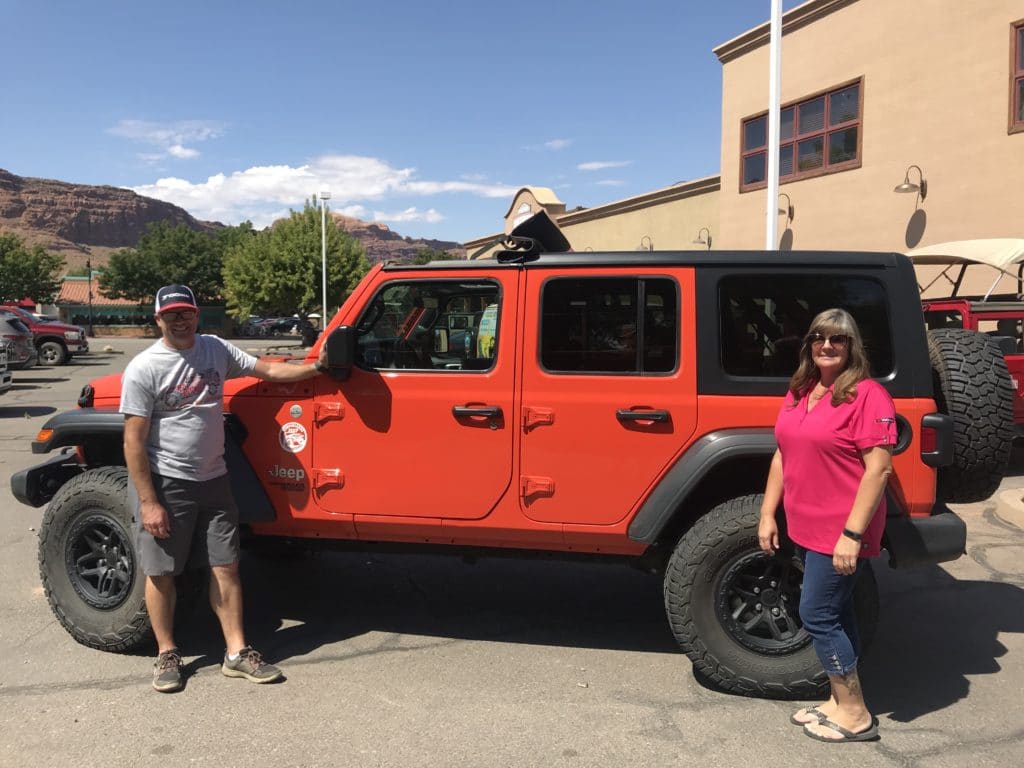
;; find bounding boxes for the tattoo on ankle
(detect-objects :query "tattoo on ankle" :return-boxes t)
[841,671,862,697]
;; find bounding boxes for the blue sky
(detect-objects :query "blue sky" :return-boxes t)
[2,0,802,242]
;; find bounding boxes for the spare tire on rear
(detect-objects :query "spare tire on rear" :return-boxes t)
[928,328,1014,503]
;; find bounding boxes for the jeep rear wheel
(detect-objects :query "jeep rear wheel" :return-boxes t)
[928,329,1014,503]
[663,494,878,699]
[39,340,68,366]
[37,467,204,652]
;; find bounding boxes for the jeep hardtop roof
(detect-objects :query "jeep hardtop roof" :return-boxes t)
[384,250,911,271]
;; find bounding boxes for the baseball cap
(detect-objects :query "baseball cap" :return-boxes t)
[155,285,199,315]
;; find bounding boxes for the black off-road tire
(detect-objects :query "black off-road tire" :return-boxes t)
[39,339,68,366]
[663,494,879,699]
[928,329,1014,503]
[37,467,205,652]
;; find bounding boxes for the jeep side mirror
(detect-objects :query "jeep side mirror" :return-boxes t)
[325,325,355,378]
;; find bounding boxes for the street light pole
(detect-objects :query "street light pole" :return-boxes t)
[86,257,94,337]
[319,189,331,326]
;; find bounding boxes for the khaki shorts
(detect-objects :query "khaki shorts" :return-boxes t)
[131,474,240,576]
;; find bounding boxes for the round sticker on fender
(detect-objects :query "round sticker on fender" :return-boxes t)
[279,421,308,453]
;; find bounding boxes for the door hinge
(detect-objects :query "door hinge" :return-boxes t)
[522,406,555,431]
[520,475,555,498]
[315,402,345,423]
[313,468,344,492]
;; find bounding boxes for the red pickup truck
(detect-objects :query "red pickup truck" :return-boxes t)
[0,304,88,365]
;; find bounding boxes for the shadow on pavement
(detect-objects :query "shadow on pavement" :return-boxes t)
[175,551,674,670]
[0,405,58,418]
[863,554,1024,722]
[8,376,70,384]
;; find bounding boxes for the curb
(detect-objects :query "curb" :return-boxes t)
[994,489,1024,530]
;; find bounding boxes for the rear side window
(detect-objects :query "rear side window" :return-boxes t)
[719,275,893,378]
[540,277,678,374]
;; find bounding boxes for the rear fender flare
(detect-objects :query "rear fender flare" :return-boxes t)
[628,429,777,544]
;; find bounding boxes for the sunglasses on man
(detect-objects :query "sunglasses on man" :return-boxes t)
[160,310,196,322]
[806,332,849,348]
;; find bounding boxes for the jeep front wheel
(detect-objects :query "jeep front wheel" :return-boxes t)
[38,467,151,651]
[663,494,878,698]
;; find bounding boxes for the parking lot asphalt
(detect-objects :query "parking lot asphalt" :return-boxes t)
[1,339,1022,768]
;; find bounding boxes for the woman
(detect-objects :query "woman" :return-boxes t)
[758,308,895,743]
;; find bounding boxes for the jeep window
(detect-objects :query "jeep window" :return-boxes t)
[354,280,500,371]
[1013,19,1024,133]
[741,78,862,190]
[719,275,893,378]
[540,277,678,374]
[923,309,964,330]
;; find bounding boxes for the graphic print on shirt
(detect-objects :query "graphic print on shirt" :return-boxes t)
[160,367,222,410]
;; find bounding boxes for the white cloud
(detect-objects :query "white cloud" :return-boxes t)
[373,207,444,224]
[595,179,626,186]
[544,138,573,150]
[577,160,631,171]
[108,119,225,162]
[167,144,199,159]
[128,154,517,227]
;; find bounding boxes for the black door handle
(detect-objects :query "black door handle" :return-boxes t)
[453,406,502,418]
[616,409,670,423]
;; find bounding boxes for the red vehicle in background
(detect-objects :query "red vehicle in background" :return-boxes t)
[0,304,88,365]
[908,239,1024,434]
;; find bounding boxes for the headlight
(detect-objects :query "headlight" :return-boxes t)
[64,330,80,340]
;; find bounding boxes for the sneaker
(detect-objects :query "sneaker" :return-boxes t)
[221,646,282,684]
[152,649,183,692]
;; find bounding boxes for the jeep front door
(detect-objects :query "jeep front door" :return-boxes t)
[312,272,517,523]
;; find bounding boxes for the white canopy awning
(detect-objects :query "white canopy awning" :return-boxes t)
[906,239,1024,299]
[906,239,1024,270]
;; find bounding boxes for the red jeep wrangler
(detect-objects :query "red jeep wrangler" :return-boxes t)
[910,239,1024,446]
[11,227,1015,698]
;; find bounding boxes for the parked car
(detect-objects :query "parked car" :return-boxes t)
[0,341,11,396]
[0,305,88,365]
[0,316,38,369]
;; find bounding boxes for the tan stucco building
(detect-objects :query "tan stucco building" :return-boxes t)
[465,0,1024,289]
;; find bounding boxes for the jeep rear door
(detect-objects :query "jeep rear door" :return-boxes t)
[311,269,518,526]
[518,268,697,526]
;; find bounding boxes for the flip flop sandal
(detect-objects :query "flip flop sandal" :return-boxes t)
[803,717,880,743]
[790,705,827,726]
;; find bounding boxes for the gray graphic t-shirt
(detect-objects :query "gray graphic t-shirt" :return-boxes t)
[120,335,258,481]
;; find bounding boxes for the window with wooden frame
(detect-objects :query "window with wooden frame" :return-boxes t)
[1012,19,1024,134]
[740,79,862,191]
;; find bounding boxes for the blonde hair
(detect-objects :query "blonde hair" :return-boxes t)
[788,308,871,406]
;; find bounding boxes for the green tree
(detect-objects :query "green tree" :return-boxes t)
[99,221,235,304]
[222,200,370,320]
[411,247,453,265]
[0,233,65,303]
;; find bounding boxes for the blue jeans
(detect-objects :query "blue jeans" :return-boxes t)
[796,546,865,677]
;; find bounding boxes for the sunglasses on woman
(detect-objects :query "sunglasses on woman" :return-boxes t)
[806,332,849,348]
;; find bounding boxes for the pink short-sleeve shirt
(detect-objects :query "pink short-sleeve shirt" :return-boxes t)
[774,378,897,557]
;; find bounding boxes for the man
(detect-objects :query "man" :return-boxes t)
[121,285,328,692]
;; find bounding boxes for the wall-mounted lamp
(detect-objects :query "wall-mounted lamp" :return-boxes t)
[639,235,654,252]
[777,193,794,223]
[692,227,712,250]
[894,164,927,201]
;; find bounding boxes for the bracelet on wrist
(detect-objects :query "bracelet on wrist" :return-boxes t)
[841,527,863,541]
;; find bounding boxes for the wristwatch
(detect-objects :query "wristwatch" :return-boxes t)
[841,527,863,542]
[314,360,325,373]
